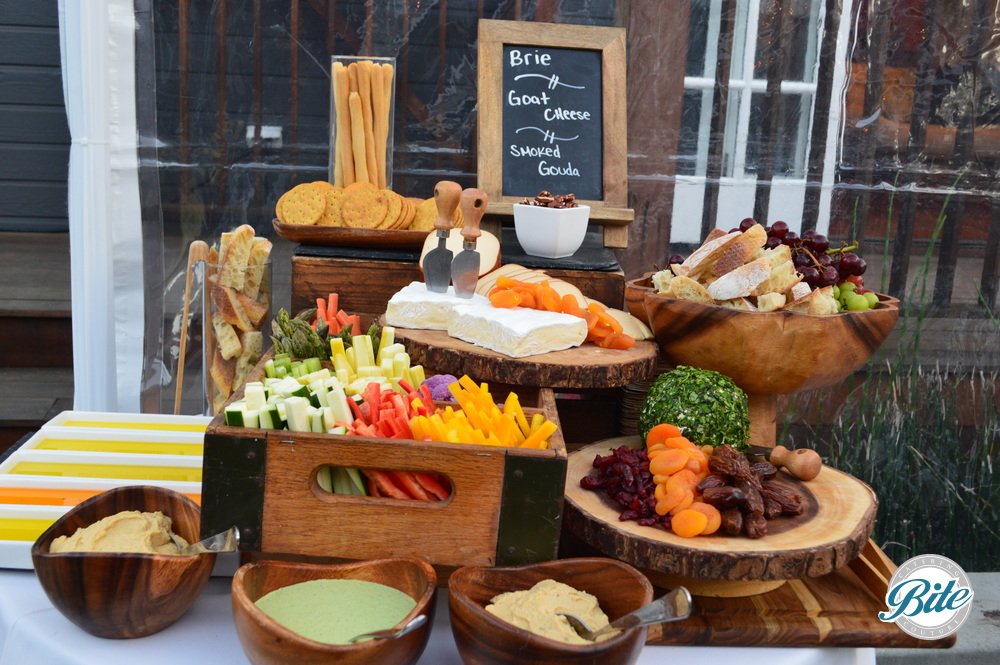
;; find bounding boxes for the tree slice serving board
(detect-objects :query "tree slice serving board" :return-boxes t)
[564,437,877,581]
[390,327,658,389]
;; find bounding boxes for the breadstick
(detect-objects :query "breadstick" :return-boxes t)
[348,62,358,94]
[332,63,346,186]
[334,63,355,186]
[370,64,387,189]
[381,64,395,185]
[349,92,370,184]
[356,61,379,189]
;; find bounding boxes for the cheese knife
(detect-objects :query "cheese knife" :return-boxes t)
[422,180,462,293]
[452,188,488,298]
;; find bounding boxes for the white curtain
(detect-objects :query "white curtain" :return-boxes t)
[58,0,144,412]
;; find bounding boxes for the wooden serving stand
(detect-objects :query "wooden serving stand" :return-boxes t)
[563,437,955,649]
[391,328,658,390]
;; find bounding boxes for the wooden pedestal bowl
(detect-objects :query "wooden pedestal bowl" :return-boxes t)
[31,485,216,638]
[232,558,436,665]
[448,558,653,665]
[625,274,900,446]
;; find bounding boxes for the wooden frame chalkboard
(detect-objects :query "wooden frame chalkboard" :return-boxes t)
[477,19,633,248]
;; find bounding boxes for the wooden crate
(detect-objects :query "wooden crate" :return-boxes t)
[200,388,567,568]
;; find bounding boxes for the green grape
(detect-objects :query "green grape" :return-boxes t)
[863,292,878,308]
[845,293,869,311]
[832,284,841,300]
[840,281,857,294]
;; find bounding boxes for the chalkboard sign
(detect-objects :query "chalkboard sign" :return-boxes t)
[501,45,603,200]
[478,20,632,247]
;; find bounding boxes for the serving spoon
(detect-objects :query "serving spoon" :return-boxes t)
[347,614,428,643]
[170,525,240,555]
[559,586,692,642]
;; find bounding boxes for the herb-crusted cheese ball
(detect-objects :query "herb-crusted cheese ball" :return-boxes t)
[639,366,750,450]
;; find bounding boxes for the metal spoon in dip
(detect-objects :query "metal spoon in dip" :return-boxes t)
[348,614,428,643]
[170,525,240,555]
[559,586,692,642]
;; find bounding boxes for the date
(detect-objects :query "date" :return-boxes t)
[743,511,768,539]
[760,482,805,516]
[750,461,777,481]
[735,479,765,514]
[721,508,743,536]
[702,485,746,510]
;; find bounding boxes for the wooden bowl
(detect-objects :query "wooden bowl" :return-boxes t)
[31,485,215,638]
[449,557,653,665]
[626,273,900,395]
[232,558,436,665]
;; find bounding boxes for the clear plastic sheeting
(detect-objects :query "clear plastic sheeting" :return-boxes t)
[131,0,1000,413]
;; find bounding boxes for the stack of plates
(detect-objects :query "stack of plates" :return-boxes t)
[0,411,210,569]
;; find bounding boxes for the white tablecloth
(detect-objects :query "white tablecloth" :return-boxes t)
[0,570,875,664]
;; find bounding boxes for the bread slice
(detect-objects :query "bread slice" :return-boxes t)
[719,297,757,312]
[707,258,771,300]
[663,275,714,303]
[212,278,255,332]
[673,231,741,278]
[785,285,838,315]
[212,313,242,360]
[752,259,802,297]
[756,292,786,312]
[234,331,263,389]
[210,349,236,400]
[651,269,673,294]
[235,291,268,327]
[242,238,272,299]
[219,224,255,290]
[709,224,768,277]
[787,281,812,302]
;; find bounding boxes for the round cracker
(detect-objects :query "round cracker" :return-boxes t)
[400,196,417,229]
[275,190,291,222]
[379,190,403,230]
[281,183,326,225]
[319,187,346,227]
[411,197,438,231]
[310,180,335,192]
[341,184,390,228]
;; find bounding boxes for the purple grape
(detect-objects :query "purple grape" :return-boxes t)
[793,252,812,267]
[802,228,817,241]
[765,237,782,249]
[821,266,839,286]
[668,254,685,266]
[770,221,789,239]
[818,253,832,267]
[810,234,830,253]
[800,266,821,286]
[739,217,757,232]
[728,228,740,234]
[782,231,800,246]
[840,252,864,276]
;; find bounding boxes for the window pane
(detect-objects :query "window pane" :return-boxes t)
[744,91,811,177]
[677,89,705,175]
[685,0,711,77]
[753,0,820,82]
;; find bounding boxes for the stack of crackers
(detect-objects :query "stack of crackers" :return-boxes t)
[275,180,463,232]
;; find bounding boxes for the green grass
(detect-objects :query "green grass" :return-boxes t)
[786,180,999,571]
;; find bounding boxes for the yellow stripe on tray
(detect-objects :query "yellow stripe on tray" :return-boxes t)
[0,518,55,541]
[33,439,204,456]
[0,488,201,507]
[9,462,202,483]
[60,420,207,433]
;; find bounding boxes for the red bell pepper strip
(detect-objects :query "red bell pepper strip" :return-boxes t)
[413,472,450,500]
[389,471,431,500]
[348,397,366,423]
[363,470,410,499]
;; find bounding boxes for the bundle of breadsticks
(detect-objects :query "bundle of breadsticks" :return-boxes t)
[332,59,394,189]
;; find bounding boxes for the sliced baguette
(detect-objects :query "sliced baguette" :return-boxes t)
[651,269,674,294]
[752,258,802,296]
[663,275,714,303]
[673,231,741,278]
[235,291,268,327]
[756,292,786,312]
[787,281,813,302]
[719,297,757,312]
[709,224,768,277]
[212,279,255,332]
[785,285,838,315]
[706,258,771,300]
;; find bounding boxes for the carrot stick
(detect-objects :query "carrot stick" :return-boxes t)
[327,293,338,323]
[316,297,327,323]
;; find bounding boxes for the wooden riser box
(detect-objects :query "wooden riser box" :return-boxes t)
[200,388,567,569]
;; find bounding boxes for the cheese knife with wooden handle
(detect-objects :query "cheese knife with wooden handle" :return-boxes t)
[452,188,487,298]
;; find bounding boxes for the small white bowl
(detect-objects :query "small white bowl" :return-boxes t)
[513,204,591,259]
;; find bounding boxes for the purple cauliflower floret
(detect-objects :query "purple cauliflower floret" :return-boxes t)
[422,374,459,402]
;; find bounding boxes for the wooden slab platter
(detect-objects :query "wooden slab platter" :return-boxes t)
[390,327,658,389]
[273,219,429,249]
[563,437,877,584]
